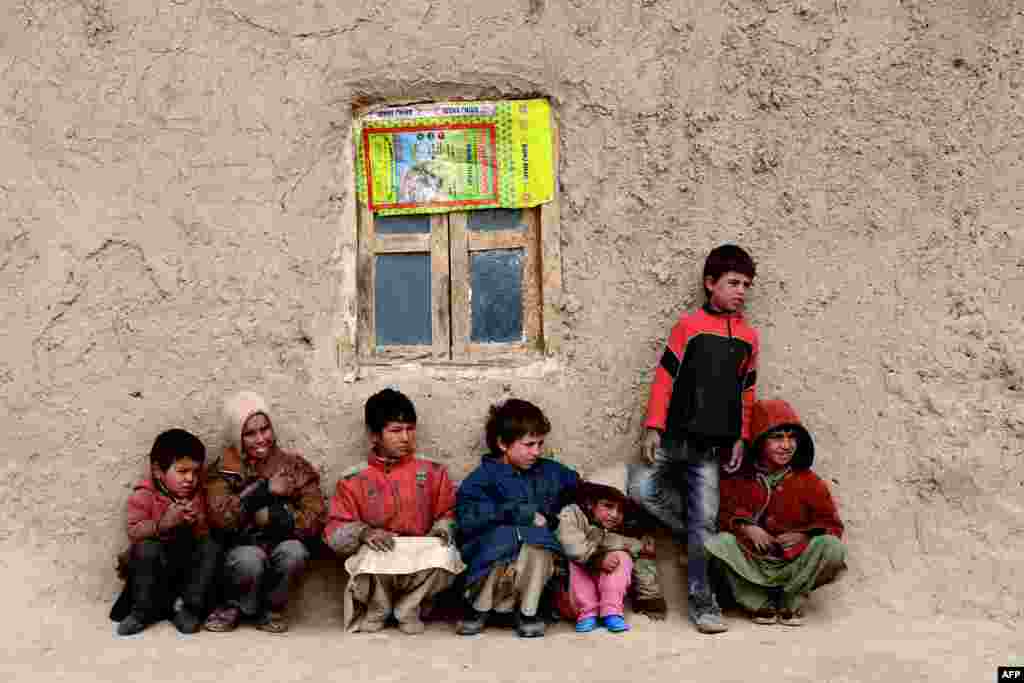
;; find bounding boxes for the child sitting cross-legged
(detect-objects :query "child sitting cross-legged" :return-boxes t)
[556,466,667,633]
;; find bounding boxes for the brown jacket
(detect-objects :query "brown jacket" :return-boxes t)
[206,445,324,545]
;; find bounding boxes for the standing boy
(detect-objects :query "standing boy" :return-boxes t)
[110,429,221,636]
[630,244,759,633]
[324,389,462,634]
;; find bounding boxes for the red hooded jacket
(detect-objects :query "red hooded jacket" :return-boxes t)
[125,477,210,544]
[718,400,843,559]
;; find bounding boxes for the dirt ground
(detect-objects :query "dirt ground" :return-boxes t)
[2,1,1023,678]
[4,603,1017,683]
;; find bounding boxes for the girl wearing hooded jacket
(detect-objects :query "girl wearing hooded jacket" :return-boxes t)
[705,399,846,627]
[203,391,325,633]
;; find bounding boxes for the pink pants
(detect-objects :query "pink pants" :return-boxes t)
[563,551,633,620]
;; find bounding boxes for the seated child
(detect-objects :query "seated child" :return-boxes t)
[556,465,667,633]
[110,429,221,635]
[705,399,846,626]
[455,399,579,638]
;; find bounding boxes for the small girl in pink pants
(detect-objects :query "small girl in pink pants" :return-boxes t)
[556,469,659,633]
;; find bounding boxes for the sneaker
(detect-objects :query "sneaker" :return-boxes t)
[172,607,201,634]
[602,615,630,633]
[116,612,149,636]
[455,609,489,636]
[515,613,546,638]
[689,592,729,634]
[397,619,426,635]
[778,608,805,627]
[575,616,598,633]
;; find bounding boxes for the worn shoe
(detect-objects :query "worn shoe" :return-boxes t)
[397,619,426,635]
[253,610,289,634]
[602,615,630,633]
[575,616,598,633]
[689,592,729,634]
[515,613,546,638]
[203,606,241,632]
[751,604,778,625]
[778,608,805,627]
[455,609,489,636]
[116,612,149,636]
[172,607,201,634]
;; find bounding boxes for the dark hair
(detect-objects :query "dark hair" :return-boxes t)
[485,399,551,454]
[150,428,206,472]
[702,244,756,299]
[365,388,417,433]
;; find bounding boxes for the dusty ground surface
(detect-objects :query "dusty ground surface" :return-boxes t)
[4,604,1018,683]
[1,1,1022,677]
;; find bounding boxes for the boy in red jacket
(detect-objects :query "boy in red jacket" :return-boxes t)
[705,399,846,626]
[631,244,759,633]
[110,429,220,636]
[325,389,461,634]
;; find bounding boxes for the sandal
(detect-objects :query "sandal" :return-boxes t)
[254,610,289,634]
[203,606,241,632]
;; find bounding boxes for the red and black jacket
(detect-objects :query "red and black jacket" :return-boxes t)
[645,304,759,442]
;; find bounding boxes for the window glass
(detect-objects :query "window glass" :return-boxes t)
[467,208,524,232]
[470,249,523,343]
[375,254,432,345]
[375,214,432,235]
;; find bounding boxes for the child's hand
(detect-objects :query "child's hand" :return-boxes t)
[722,440,744,474]
[532,512,547,527]
[181,500,198,525]
[268,471,294,497]
[775,531,809,548]
[641,429,662,465]
[740,523,776,554]
[599,553,621,573]
[361,528,397,552]
[158,502,190,532]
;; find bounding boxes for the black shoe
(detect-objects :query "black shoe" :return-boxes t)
[172,607,201,634]
[117,612,149,636]
[515,612,545,638]
[455,609,489,636]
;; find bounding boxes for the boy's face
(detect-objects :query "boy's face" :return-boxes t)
[370,420,417,466]
[590,498,624,530]
[760,428,797,470]
[156,457,202,499]
[705,270,753,313]
[241,412,275,461]
[499,432,545,471]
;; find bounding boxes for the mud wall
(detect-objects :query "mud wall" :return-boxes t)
[1,0,1021,621]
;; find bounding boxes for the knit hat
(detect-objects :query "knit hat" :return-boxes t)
[222,390,272,457]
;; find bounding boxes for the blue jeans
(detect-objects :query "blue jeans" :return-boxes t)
[628,436,721,599]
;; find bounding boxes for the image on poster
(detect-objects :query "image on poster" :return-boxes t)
[364,123,498,209]
[357,99,555,215]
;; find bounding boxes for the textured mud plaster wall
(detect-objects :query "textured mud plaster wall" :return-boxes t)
[1,0,1022,622]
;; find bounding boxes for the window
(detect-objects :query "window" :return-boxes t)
[356,206,544,362]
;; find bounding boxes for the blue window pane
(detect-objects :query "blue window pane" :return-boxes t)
[375,254,431,345]
[467,209,524,232]
[375,214,431,234]
[471,249,523,343]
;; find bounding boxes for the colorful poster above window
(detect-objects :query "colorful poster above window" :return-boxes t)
[356,99,555,215]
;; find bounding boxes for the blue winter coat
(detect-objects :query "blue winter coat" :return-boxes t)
[456,454,580,585]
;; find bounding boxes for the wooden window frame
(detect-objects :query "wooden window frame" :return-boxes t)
[356,207,544,364]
